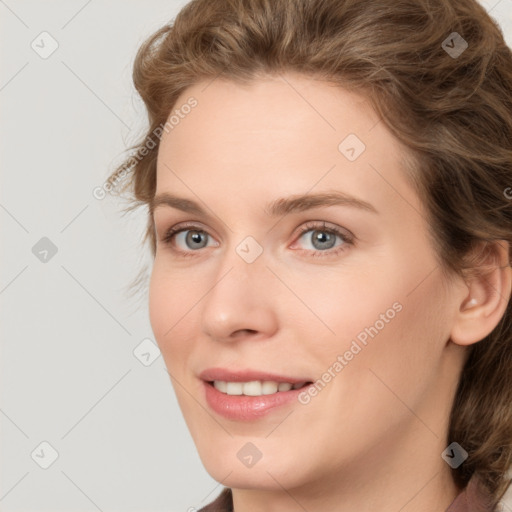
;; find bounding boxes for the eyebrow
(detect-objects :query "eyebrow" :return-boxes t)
[149,191,378,218]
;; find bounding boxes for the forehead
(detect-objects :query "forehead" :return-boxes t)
[155,73,423,222]
[160,74,379,156]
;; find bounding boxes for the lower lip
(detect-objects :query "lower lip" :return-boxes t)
[203,381,310,421]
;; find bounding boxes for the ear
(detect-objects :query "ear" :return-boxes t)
[450,240,512,346]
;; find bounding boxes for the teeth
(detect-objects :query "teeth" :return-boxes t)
[226,382,243,395]
[214,380,227,393]
[213,380,305,396]
[243,381,262,396]
[262,381,278,394]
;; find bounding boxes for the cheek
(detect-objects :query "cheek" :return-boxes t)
[336,274,449,414]
[287,275,450,463]
[148,262,198,364]
[302,261,448,395]
[149,265,171,341]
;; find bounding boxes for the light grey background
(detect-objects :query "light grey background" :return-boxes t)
[1,1,512,511]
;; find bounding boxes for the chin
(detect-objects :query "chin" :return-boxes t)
[196,441,308,491]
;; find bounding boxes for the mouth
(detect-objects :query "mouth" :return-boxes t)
[199,369,314,421]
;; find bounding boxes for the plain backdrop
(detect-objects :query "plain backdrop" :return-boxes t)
[1,1,512,511]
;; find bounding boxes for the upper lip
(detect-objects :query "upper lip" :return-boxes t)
[199,368,312,384]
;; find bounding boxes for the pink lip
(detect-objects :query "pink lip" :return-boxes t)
[199,368,311,384]
[199,368,313,421]
[202,381,311,421]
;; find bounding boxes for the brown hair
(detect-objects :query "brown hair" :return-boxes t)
[109,0,512,506]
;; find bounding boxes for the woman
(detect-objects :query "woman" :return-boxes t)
[109,0,512,510]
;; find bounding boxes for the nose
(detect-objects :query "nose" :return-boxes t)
[200,247,279,343]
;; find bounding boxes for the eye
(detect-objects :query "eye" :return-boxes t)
[291,221,353,258]
[160,222,218,256]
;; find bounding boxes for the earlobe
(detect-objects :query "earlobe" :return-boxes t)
[450,240,512,347]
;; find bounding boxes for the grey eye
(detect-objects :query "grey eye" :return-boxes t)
[178,230,210,250]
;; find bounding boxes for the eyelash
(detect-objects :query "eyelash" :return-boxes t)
[160,220,354,259]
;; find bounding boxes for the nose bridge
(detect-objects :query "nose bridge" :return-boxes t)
[200,235,277,340]
[213,233,268,292]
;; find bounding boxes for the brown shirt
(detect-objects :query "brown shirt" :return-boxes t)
[198,476,496,512]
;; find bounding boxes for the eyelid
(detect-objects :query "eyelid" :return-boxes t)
[159,221,218,245]
[292,220,354,242]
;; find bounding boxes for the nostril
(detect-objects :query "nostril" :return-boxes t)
[233,329,258,337]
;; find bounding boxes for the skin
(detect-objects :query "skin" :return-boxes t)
[149,72,511,512]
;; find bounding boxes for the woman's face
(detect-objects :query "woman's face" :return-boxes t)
[149,73,467,495]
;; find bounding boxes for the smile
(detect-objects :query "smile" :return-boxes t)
[202,380,314,421]
[212,380,309,396]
